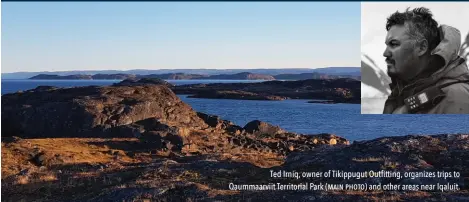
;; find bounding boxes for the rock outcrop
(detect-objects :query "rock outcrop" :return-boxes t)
[2,79,345,155]
[1,79,203,138]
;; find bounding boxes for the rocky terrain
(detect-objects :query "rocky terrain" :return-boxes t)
[2,79,467,201]
[172,78,360,103]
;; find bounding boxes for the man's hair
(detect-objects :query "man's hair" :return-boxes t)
[386,7,441,53]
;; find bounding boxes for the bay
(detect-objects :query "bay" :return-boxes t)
[1,79,468,141]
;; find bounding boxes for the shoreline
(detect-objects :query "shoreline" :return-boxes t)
[1,79,468,201]
[2,78,361,104]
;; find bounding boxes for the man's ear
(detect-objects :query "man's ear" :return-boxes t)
[416,39,429,56]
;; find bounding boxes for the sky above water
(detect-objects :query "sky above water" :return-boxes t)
[1,2,360,73]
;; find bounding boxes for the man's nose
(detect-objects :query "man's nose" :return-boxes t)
[383,46,391,58]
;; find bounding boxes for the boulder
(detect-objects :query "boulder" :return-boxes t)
[243,120,285,136]
[196,112,233,129]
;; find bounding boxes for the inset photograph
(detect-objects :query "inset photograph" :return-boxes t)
[361,2,469,114]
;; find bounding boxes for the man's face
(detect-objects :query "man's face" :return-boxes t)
[383,24,420,81]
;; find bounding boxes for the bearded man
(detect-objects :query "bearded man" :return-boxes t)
[382,7,469,114]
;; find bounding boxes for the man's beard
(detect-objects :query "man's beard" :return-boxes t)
[386,60,398,78]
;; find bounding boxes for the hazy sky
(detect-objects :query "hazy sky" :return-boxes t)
[1,2,360,73]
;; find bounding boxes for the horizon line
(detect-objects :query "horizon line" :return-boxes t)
[1,66,360,74]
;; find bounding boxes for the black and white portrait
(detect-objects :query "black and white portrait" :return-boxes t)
[361,3,469,114]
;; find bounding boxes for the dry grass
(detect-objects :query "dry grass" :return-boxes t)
[2,137,150,201]
[36,138,137,163]
[1,137,145,181]
[1,141,36,177]
[218,152,284,168]
[38,173,58,182]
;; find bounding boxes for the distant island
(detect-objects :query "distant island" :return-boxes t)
[23,68,361,104]
[28,71,360,81]
[171,78,360,104]
[25,73,361,103]
[2,67,360,79]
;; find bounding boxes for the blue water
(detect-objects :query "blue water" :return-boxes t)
[2,79,468,141]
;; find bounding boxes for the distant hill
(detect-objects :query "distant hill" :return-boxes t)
[273,73,360,80]
[204,72,275,80]
[29,74,93,80]
[274,73,323,80]
[92,74,137,80]
[137,73,208,80]
[28,72,276,80]
[28,70,360,81]
[3,67,360,79]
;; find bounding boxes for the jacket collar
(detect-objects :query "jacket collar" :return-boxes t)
[384,25,468,113]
